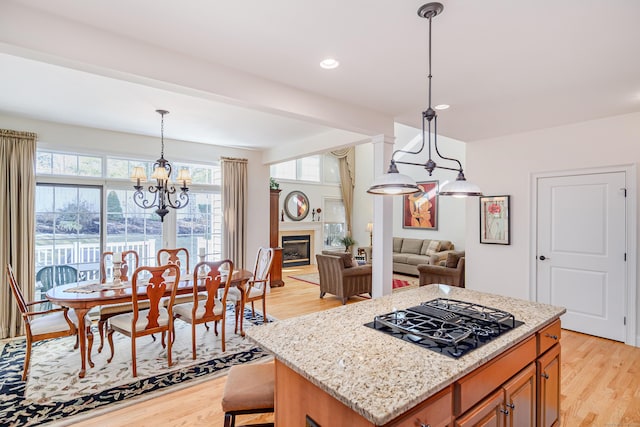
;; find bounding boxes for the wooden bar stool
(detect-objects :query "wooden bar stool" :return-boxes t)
[221,361,275,427]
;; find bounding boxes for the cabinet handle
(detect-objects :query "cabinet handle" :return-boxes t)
[500,408,510,415]
[545,333,558,340]
[541,372,549,379]
[506,403,515,409]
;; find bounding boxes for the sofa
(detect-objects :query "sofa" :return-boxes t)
[418,251,465,287]
[316,252,372,304]
[391,237,456,276]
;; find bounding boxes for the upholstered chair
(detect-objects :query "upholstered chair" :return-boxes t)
[316,252,372,304]
[417,252,465,288]
[221,360,275,427]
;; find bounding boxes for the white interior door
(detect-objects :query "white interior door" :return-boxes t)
[537,172,627,341]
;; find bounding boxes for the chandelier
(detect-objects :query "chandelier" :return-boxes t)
[130,109,191,221]
[367,3,482,197]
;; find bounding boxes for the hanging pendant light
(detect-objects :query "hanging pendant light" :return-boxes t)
[367,3,482,197]
[130,109,191,221]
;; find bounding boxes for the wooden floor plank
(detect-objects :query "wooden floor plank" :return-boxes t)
[70,266,640,426]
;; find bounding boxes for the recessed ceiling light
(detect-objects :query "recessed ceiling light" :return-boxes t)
[320,58,340,69]
[434,104,450,110]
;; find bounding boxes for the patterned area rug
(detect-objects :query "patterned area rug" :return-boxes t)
[0,307,273,426]
[290,272,419,290]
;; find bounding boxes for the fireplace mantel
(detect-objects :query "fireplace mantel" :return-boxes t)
[279,221,323,265]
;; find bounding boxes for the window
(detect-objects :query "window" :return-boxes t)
[270,155,327,183]
[322,198,346,249]
[35,184,102,299]
[105,188,162,267]
[35,150,222,288]
[176,191,222,262]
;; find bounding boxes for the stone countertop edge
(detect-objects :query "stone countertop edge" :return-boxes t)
[246,284,566,426]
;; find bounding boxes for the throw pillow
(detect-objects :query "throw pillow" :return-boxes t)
[425,240,441,256]
[446,252,460,268]
[323,251,353,268]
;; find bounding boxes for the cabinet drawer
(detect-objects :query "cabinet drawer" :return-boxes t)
[454,335,536,416]
[388,386,452,427]
[537,320,561,355]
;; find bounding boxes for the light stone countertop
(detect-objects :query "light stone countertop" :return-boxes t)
[246,284,565,426]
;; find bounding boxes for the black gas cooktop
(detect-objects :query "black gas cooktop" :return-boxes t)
[364,298,523,359]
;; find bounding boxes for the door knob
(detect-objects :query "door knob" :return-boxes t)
[539,255,548,260]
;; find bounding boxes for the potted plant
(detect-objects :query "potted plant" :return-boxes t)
[269,177,280,190]
[339,236,357,253]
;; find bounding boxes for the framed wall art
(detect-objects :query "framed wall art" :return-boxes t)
[479,195,510,245]
[402,181,438,230]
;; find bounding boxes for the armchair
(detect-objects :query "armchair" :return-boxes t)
[316,253,372,305]
[417,255,465,288]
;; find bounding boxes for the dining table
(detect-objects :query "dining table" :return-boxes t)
[46,268,253,378]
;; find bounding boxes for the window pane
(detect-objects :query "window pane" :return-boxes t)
[35,184,102,305]
[176,192,222,263]
[297,156,320,181]
[78,156,102,177]
[52,153,78,175]
[323,154,340,183]
[270,160,296,180]
[107,189,163,268]
[36,152,52,174]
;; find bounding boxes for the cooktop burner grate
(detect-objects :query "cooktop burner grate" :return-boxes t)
[365,298,523,358]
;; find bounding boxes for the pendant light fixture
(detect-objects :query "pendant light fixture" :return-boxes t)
[367,3,482,197]
[130,109,191,221]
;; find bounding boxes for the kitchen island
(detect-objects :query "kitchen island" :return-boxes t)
[246,284,565,427]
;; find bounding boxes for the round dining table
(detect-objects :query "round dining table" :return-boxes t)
[46,269,253,378]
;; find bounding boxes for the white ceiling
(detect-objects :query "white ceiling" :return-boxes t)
[0,0,639,153]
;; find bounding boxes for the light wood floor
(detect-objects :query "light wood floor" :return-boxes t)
[73,265,640,427]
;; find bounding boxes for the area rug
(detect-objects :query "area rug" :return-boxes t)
[289,272,419,290]
[0,307,273,426]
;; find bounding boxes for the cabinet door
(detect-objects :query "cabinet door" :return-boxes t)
[503,363,536,427]
[388,387,452,427]
[537,344,561,427]
[455,389,505,427]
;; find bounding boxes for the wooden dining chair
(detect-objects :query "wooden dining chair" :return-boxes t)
[157,247,206,308]
[106,264,180,377]
[228,247,274,334]
[157,247,189,275]
[96,250,144,353]
[173,259,234,358]
[7,264,94,381]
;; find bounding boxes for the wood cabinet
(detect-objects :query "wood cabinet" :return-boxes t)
[537,343,560,427]
[269,189,284,287]
[388,387,452,427]
[455,389,504,427]
[503,363,536,427]
[455,363,536,427]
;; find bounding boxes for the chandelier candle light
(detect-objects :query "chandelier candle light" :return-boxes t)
[367,3,482,198]
[131,110,192,221]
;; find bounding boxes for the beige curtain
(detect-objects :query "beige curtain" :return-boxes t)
[331,147,355,236]
[221,157,248,269]
[1,129,37,339]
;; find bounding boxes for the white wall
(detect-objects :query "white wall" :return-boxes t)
[465,111,640,341]
[0,113,270,269]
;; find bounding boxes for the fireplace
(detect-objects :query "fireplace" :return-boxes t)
[282,235,311,267]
